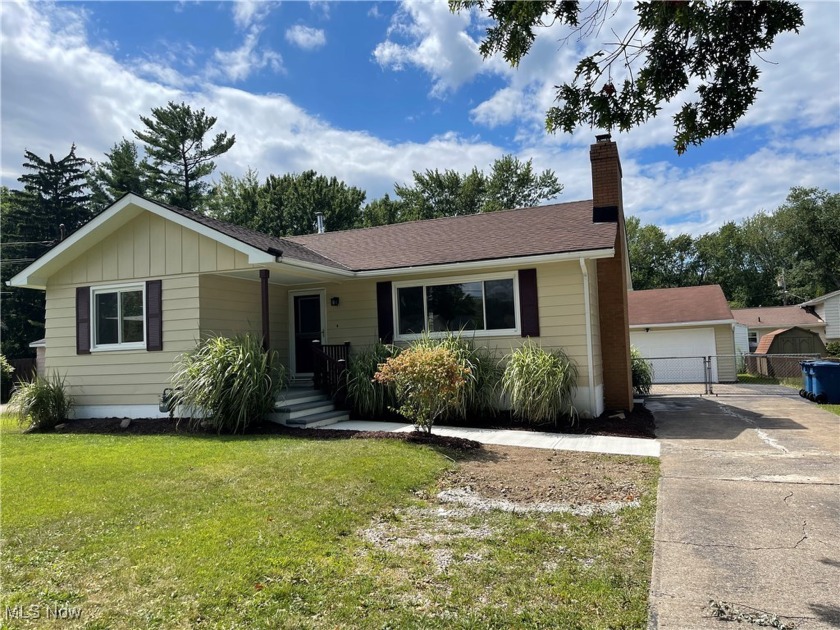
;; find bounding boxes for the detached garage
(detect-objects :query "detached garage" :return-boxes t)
[628,285,737,383]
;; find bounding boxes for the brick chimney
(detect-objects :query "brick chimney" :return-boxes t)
[590,134,633,411]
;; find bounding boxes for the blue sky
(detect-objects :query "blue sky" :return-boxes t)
[1,0,838,236]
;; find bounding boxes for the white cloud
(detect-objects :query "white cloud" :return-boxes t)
[373,0,507,97]
[285,25,326,51]
[208,27,283,82]
[1,0,837,243]
[232,0,273,30]
[308,1,330,20]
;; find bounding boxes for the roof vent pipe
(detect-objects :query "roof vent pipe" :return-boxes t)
[315,212,325,234]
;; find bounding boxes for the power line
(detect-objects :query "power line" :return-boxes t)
[0,241,55,247]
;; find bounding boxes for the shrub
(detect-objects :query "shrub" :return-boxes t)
[346,342,401,418]
[8,373,74,431]
[172,334,286,434]
[411,331,503,420]
[0,355,14,403]
[631,346,654,396]
[501,341,578,425]
[826,341,840,358]
[374,345,469,434]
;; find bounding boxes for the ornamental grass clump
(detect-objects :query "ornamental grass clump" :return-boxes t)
[411,331,503,420]
[374,345,469,434]
[501,340,578,425]
[631,346,653,396]
[346,341,401,418]
[8,373,74,432]
[172,334,286,434]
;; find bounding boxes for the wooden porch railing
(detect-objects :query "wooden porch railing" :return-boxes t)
[312,341,350,405]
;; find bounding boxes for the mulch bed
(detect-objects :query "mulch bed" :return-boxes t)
[416,404,657,439]
[54,417,482,451]
[53,403,655,445]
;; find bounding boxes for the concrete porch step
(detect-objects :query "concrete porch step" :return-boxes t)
[275,399,336,421]
[266,409,348,428]
[286,409,349,428]
[275,388,327,408]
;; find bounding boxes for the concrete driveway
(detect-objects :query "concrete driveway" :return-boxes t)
[648,391,839,629]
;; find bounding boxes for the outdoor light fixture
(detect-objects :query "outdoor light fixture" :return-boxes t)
[330,297,340,306]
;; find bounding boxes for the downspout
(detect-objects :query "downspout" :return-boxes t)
[580,258,597,417]
[259,269,270,352]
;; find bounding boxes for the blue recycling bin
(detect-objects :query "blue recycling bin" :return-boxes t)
[810,361,840,404]
[799,361,816,398]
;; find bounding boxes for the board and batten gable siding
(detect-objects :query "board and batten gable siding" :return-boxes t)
[713,324,737,382]
[50,212,253,286]
[289,259,601,389]
[44,275,201,406]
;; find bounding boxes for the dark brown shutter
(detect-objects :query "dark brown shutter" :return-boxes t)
[76,286,91,354]
[518,268,540,337]
[146,280,163,351]
[376,281,394,343]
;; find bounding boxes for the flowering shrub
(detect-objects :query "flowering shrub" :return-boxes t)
[374,346,469,434]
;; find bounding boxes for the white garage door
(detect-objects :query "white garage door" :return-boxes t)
[630,327,718,383]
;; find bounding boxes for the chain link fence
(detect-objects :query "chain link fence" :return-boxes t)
[641,353,819,396]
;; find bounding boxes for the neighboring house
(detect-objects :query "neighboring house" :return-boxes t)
[800,289,840,343]
[732,305,826,351]
[9,135,634,420]
[28,338,45,377]
[627,285,737,383]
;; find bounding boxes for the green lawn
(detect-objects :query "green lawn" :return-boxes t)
[1,418,658,628]
[737,373,802,388]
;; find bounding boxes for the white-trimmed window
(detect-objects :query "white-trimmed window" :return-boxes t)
[91,283,146,350]
[394,273,518,339]
[748,331,758,352]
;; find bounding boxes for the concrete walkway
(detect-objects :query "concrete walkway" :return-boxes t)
[324,420,660,457]
[648,394,839,629]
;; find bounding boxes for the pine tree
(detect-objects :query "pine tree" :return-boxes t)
[89,139,150,210]
[1,146,91,358]
[133,102,236,211]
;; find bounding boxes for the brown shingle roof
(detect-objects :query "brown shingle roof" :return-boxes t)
[159,200,348,270]
[628,285,733,326]
[754,328,790,354]
[284,200,615,271]
[732,306,824,328]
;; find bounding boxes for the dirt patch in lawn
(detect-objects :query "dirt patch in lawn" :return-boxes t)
[440,444,656,506]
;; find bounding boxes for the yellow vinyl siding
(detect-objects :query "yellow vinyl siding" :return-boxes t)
[586,259,604,387]
[197,274,289,359]
[199,275,262,337]
[290,260,597,387]
[44,276,201,406]
[714,324,737,382]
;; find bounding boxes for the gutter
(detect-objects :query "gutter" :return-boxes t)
[629,319,737,329]
[355,248,615,278]
[579,257,597,417]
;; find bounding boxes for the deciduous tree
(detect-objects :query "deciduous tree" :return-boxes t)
[451,0,804,153]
